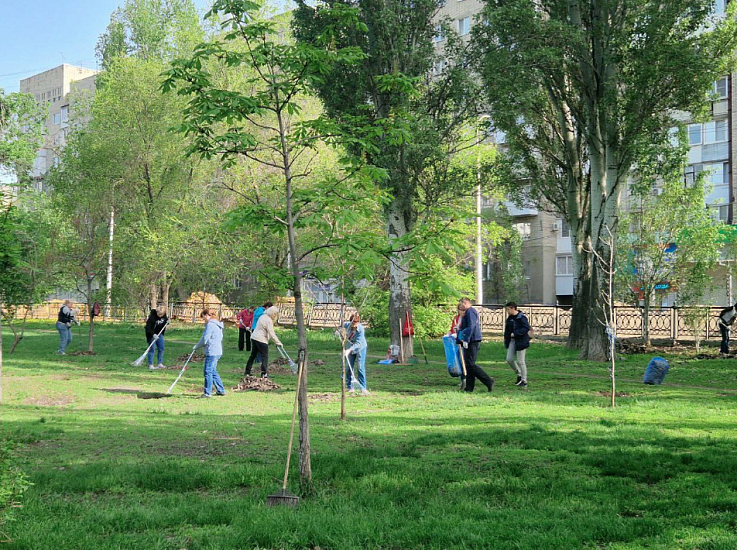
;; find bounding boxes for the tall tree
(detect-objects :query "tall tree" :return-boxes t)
[293,0,488,355]
[0,89,44,403]
[163,0,387,490]
[474,0,737,359]
[97,0,203,69]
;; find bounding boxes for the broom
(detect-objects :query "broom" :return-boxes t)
[266,355,304,507]
[132,321,170,366]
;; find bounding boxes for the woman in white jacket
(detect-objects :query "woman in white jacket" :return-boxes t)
[244,306,282,378]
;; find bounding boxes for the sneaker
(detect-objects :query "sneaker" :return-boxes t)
[518,380,528,389]
[157,363,166,369]
[348,388,355,395]
[56,351,66,355]
[360,389,370,396]
[215,392,226,396]
[148,365,156,370]
[196,393,212,399]
[515,375,522,385]
[488,378,495,392]
[261,373,269,379]
[459,379,467,392]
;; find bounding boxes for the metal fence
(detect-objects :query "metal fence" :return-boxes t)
[4,301,725,340]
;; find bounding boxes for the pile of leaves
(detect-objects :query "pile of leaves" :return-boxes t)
[175,352,205,363]
[232,375,281,392]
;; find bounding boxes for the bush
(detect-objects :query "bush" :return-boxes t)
[0,441,31,540]
[354,288,455,338]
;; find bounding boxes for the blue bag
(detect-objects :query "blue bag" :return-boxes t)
[643,356,670,385]
[443,335,462,377]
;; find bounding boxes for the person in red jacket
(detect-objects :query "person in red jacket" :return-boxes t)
[237,306,254,352]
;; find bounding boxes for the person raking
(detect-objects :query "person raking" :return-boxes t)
[193,308,226,398]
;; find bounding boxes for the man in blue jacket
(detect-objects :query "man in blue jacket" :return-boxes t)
[504,302,530,388]
[457,298,494,393]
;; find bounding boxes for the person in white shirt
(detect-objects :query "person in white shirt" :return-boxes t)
[244,306,282,378]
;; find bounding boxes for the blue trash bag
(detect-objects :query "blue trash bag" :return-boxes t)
[643,356,670,385]
[443,335,462,377]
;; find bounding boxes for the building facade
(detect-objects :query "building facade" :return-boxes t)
[19,64,98,191]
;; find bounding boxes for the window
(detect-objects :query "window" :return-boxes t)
[433,24,444,43]
[458,17,470,36]
[524,261,531,279]
[53,113,60,125]
[560,219,570,238]
[53,157,59,167]
[715,0,726,16]
[514,222,531,240]
[714,77,728,99]
[685,164,703,185]
[718,204,729,223]
[704,119,728,144]
[556,255,574,276]
[61,105,69,123]
[705,162,729,186]
[432,60,447,75]
[688,123,702,145]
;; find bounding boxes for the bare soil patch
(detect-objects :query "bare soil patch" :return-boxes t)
[24,394,75,407]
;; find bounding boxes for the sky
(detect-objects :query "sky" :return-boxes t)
[0,0,212,93]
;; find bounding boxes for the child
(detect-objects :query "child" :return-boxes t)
[193,309,226,398]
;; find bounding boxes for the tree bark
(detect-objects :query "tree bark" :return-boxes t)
[149,284,158,310]
[87,278,95,353]
[387,198,414,360]
[0,303,4,405]
[277,106,312,493]
[105,207,114,319]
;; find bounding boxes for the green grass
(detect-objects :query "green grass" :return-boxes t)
[3,321,737,549]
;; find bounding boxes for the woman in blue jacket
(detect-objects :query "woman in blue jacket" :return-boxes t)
[193,309,226,398]
[343,314,369,395]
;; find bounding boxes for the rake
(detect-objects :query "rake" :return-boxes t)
[137,347,197,400]
[131,321,170,367]
[266,355,304,507]
[277,345,298,374]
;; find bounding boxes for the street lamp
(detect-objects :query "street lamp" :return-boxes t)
[476,114,491,305]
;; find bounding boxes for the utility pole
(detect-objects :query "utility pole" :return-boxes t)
[105,207,114,319]
[475,115,491,305]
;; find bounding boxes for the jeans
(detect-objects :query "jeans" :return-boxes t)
[56,321,72,353]
[506,340,527,381]
[462,341,494,392]
[720,325,730,354]
[203,355,225,396]
[238,328,252,351]
[346,348,367,390]
[245,340,269,376]
[147,335,165,365]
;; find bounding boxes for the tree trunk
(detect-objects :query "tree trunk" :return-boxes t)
[387,198,414,360]
[162,280,171,311]
[277,107,312,493]
[105,207,114,319]
[0,303,4,405]
[9,306,30,354]
[643,296,651,348]
[88,278,95,353]
[149,284,158,310]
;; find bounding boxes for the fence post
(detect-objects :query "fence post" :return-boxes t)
[672,308,678,341]
[554,306,559,336]
[218,303,223,320]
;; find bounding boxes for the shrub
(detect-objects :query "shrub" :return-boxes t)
[0,441,31,541]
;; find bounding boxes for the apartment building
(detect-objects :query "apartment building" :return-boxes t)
[19,64,98,191]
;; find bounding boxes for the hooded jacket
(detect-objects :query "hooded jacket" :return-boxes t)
[145,310,168,340]
[252,306,282,346]
[194,319,224,356]
[504,311,530,351]
[343,321,367,354]
[251,307,265,331]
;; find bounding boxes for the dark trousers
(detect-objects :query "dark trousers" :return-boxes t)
[720,325,730,354]
[463,341,494,392]
[245,340,269,376]
[238,328,252,351]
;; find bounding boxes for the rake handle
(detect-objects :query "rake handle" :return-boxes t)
[166,348,196,394]
[282,356,304,491]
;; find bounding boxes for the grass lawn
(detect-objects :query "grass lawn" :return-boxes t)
[2,321,737,549]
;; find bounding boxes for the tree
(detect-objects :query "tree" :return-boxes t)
[163,0,387,491]
[617,160,722,347]
[293,0,490,356]
[473,0,737,359]
[0,89,45,404]
[97,0,203,69]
